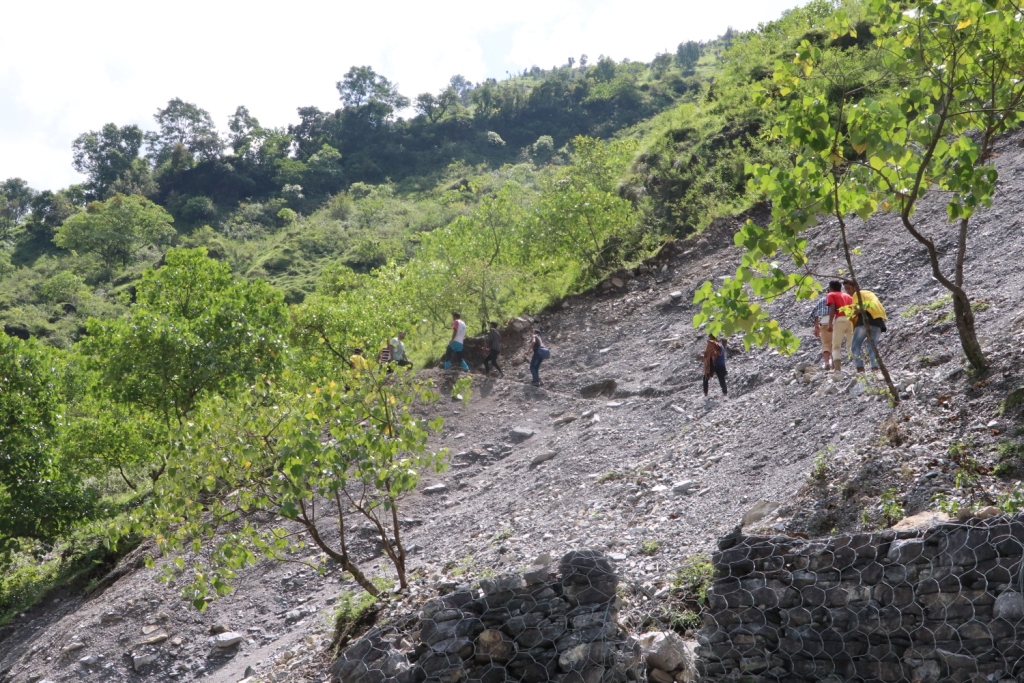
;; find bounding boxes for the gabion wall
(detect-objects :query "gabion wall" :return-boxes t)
[332,551,643,683]
[696,515,1024,683]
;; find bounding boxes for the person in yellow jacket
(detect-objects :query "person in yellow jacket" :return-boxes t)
[349,348,371,371]
[842,280,887,373]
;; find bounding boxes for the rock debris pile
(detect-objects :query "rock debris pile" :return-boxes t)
[331,551,649,683]
[697,515,1024,683]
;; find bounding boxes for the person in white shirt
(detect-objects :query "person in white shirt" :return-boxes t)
[444,312,469,371]
[389,331,411,367]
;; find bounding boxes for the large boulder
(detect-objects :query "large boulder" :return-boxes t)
[559,550,617,607]
[638,631,691,672]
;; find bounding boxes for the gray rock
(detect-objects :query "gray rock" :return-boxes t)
[554,415,578,426]
[209,631,245,648]
[423,484,448,495]
[133,653,158,671]
[78,655,101,666]
[994,590,1024,620]
[638,631,690,672]
[510,427,536,442]
[671,481,697,495]
[530,451,558,467]
[740,500,780,527]
[669,291,683,300]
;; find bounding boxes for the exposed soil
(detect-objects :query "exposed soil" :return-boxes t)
[3,132,1024,683]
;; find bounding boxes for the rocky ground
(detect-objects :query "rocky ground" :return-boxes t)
[2,132,1024,683]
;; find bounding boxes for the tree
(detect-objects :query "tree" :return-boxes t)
[23,186,87,242]
[675,41,703,71]
[414,92,439,122]
[84,247,287,420]
[449,74,473,102]
[0,335,95,553]
[54,194,175,269]
[71,124,144,198]
[337,66,410,113]
[146,98,224,166]
[0,178,36,236]
[134,369,449,606]
[694,0,1024,380]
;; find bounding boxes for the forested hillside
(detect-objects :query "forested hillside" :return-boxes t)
[3,0,1023,657]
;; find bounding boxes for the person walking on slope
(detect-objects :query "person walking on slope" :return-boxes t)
[826,280,854,372]
[843,280,888,373]
[701,333,728,398]
[809,294,832,371]
[444,312,470,371]
[527,328,547,386]
[483,322,504,377]
[390,331,412,367]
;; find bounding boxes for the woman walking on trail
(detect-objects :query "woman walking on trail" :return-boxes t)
[527,328,546,386]
[701,333,728,399]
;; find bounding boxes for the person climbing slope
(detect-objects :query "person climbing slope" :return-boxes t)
[701,333,728,399]
[826,280,854,372]
[483,321,503,378]
[390,331,412,367]
[444,312,470,371]
[843,280,888,373]
[527,328,548,386]
[809,294,832,371]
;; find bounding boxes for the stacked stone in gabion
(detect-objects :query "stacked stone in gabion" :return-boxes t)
[696,515,1024,683]
[331,551,641,683]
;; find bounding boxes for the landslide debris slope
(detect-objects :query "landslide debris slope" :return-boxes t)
[3,133,1024,683]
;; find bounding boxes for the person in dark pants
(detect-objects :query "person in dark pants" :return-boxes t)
[483,322,503,377]
[701,333,727,398]
[527,328,545,386]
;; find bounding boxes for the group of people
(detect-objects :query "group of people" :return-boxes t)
[443,312,548,386]
[810,279,888,373]
[698,279,887,400]
[350,312,550,387]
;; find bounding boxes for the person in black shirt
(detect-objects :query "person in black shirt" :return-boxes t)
[483,322,503,377]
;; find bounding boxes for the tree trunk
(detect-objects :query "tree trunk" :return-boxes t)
[951,290,987,372]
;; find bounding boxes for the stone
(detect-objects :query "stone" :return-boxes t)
[554,415,578,426]
[650,668,674,683]
[892,510,950,531]
[511,318,531,331]
[740,500,780,527]
[133,653,158,671]
[209,623,230,634]
[209,631,245,648]
[424,484,448,495]
[510,427,536,442]
[523,565,552,585]
[669,291,683,300]
[530,451,558,467]
[560,550,617,606]
[99,612,122,624]
[910,660,941,683]
[142,624,161,634]
[994,591,1024,620]
[638,631,690,672]
[79,655,100,666]
[136,631,169,645]
[671,481,697,495]
[62,642,86,655]
[580,379,617,398]
[973,506,1002,520]
[475,629,514,664]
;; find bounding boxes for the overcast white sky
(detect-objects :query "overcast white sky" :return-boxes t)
[0,0,804,191]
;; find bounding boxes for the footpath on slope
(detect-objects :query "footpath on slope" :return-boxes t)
[3,132,1024,683]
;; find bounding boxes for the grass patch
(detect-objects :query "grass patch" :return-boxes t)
[330,589,379,652]
[994,440,1024,480]
[640,539,661,556]
[671,554,714,604]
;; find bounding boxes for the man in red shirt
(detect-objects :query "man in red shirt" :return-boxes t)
[826,280,853,372]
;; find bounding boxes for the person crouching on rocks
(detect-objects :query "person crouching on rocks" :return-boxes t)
[701,333,727,399]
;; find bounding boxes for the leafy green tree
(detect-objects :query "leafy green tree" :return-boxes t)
[24,186,87,242]
[83,248,288,429]
[0,178,36,236]
[337,66,410,111]
[535,136,640,274]
[0,335,95,553]
[134,369,448,605]
[54,194,175,269]
[695,0,1024,379]
[71,124,145,198]
[146,98,224,166]
[675,41,703,71]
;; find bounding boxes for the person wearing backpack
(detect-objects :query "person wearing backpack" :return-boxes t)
[701,333,728,398]
[527,328,548,386]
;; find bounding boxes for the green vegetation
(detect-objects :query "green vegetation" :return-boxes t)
[4,0,1023,619]
[331,589,380,651]
[994,440,1024,480]
[879,488,905,527]
[640,539,661,556]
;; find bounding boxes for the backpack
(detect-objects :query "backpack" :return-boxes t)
[538,346,551,360]
[377,347,393,364]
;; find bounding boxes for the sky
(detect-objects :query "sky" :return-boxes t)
[0,0,804,191]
